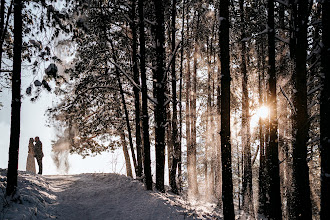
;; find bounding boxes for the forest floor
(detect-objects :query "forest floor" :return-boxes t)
[0,169,226,219]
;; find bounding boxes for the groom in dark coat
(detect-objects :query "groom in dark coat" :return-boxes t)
[34,136,44,174]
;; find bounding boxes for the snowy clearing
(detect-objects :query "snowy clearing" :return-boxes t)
[0,169,222,219]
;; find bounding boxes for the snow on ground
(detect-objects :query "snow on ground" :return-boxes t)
[0,169,222,219]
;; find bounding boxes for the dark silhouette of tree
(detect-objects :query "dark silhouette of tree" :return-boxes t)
[219,0,235,218]
[291,0,312,219]
[169,0,179,194]
[130,0,143,178]
[256,23,267,213]
[238,0,254,215]
[320,1,330,219]
[138,0,152,190]
[6,0,22,197]
[189,11,199,197]
[152,0,166,192]
[266,0,282,219]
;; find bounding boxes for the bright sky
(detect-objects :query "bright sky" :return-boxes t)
[0,86,125,175]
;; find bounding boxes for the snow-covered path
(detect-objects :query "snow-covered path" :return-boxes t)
[47,173,196,220]
[0,170,221,219]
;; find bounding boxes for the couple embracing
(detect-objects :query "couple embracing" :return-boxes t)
[26,136,44,174]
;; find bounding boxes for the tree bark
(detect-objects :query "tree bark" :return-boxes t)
[291,0,312,219]
[152,0,166,192]
[119,129,133,178]
[205,37,211,198]
[138,0,152,190]
[178,0,185,193]
[266,0,282,219]
[185,17,193,196]
[257,41,266,215]
[6,0,22,197]
[131,0,142,178]
[239,0,254,215]
[188,11,199,197]
[219,0,235,218]
[110,40,138,177]
[320,1,330,219]
[169,0,179,194]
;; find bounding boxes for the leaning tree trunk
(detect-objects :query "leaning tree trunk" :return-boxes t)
[266,0,282,219]
[110,40,138,177]
[320,1,330,219]
[138,0,152,190]
[152,0,166,192]
[6,0,22,197]
[219,0,235,218]
[291,0,312,219]
[119,128,133,178]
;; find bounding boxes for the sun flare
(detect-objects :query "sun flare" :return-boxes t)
[256,105,269,119]
[250,105,270,130]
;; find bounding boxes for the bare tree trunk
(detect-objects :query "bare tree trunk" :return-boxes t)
[219,0,235,218]
[138,0,152,190]
[166,91,173,183]
[189,12,199,197]
[205,37,211,198]
[215,62,222,200]
[257,41,266,215]
[110,40,138,177]
[169,0,179,194]
[185,15,193,196]
[130,0,142,178]
[209,20,216,198]
[6,0,22,197]
[266,0,282,219]
[290,0,312,219]
[238,0,254,215]
[320,1,330,219]
[152,0,166,192]
[178,0,185,193]
[119,129,133,178]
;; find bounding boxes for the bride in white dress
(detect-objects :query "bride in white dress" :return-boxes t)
[26,138,36,174]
